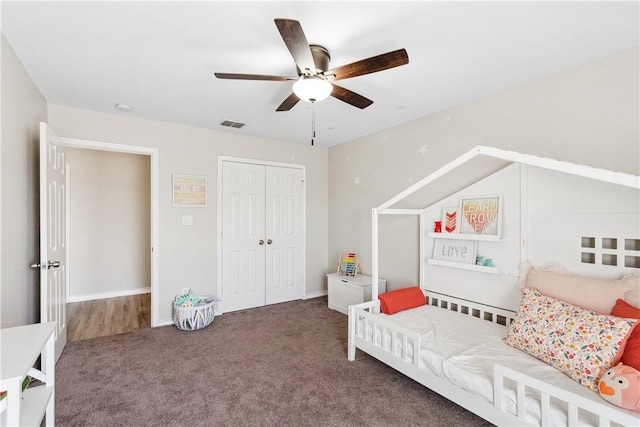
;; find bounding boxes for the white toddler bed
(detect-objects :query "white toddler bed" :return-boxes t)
[348,291,639,427]
[348,147,640,427]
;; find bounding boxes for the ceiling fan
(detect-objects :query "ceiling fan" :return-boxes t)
[214,18,409,112]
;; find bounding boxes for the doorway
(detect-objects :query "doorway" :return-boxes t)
[65,148,151,340]
[61,137,159,331]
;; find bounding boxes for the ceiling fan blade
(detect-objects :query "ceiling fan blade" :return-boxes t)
[274,19,316,75]
[330,84,373,109]
[276,92,301,112]
[214,73,296,81]
[325,48,409,81]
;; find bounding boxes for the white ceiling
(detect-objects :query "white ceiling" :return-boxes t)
[2,1,638,147]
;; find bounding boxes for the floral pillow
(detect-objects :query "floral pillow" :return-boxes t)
[505,288,637,392]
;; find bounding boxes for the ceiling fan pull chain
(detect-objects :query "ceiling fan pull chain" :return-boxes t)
[311,102,316,146]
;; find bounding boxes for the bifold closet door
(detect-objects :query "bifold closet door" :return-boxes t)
[264,166,304,305]
[222,161,304,312]
[222,162,267,312]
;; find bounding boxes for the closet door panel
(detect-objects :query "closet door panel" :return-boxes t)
[265,166,304,305]
[222,162,266,312]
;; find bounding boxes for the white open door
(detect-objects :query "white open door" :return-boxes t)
[36,122,67,361]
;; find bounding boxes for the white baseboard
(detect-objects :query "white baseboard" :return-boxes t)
[304,290,328,299]
[157,292,327,328]
[157,318,175,327]
[68,287,151,303]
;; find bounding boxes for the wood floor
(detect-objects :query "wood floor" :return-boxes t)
[67,293,151,342]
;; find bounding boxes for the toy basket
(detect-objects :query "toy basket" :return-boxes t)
[173,298,217,331]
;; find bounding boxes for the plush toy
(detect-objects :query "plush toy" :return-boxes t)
[598,363,640,411]
[175,290,201,308]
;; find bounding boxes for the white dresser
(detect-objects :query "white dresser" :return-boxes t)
[0,322,56,427]
[327,273,387,314]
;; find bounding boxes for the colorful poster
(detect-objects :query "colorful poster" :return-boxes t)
[459,195,502,236]
[441,207,460,234]
[173,174,207,207]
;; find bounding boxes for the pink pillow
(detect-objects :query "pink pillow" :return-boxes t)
[505,288,637,392]
[524,267,639,314]
[612,299,640,371]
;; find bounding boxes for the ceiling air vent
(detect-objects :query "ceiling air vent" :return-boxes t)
[220,120,245,129]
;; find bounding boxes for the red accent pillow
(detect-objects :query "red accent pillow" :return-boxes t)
[612,299,640,371]
[378,287,426,314]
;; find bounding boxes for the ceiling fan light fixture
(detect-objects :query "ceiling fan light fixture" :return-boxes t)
[293,76,332,103]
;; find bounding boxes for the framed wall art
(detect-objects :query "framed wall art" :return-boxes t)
[173,174,207,207]
[441,207,460,234]
[433,238,477,264]
[459,195,503,237]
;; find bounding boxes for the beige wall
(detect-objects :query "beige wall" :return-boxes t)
[47,105,329,324]
[328,48,640,289]
[3,30,637,327]
[67,148,151,300]
[1,34,48,327]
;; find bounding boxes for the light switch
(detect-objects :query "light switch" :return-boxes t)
[181,215,193,226]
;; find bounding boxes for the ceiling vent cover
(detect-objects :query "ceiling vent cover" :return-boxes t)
[221,120,245,129]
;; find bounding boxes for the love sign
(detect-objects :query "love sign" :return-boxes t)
[460,195,502,236]
[433,238,478,264]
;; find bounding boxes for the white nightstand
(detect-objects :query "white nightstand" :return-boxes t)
[327,273,387,314]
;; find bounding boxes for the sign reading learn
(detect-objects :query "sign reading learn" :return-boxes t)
[460,195,502,236]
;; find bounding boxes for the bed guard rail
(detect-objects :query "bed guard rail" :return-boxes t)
[425,290,517,326]
[494,364,639,427]
[348,301,422,365]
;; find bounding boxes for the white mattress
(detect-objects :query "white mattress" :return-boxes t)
[387,305,507,376]
[371,305,617,426]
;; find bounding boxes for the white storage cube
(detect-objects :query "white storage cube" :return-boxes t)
[327,273,386,314]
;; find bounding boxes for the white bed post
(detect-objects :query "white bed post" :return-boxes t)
[347,304,356,361]
[372,208,379,302]
[348,208,379,361]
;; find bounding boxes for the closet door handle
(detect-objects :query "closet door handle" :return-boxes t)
[267,239,273,245]
[259,240,265,245]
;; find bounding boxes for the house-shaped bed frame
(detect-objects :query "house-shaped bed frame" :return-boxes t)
[349,145,639,426]
[370,145,639,307]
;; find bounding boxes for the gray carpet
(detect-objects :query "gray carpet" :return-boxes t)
[55,297,494,426]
